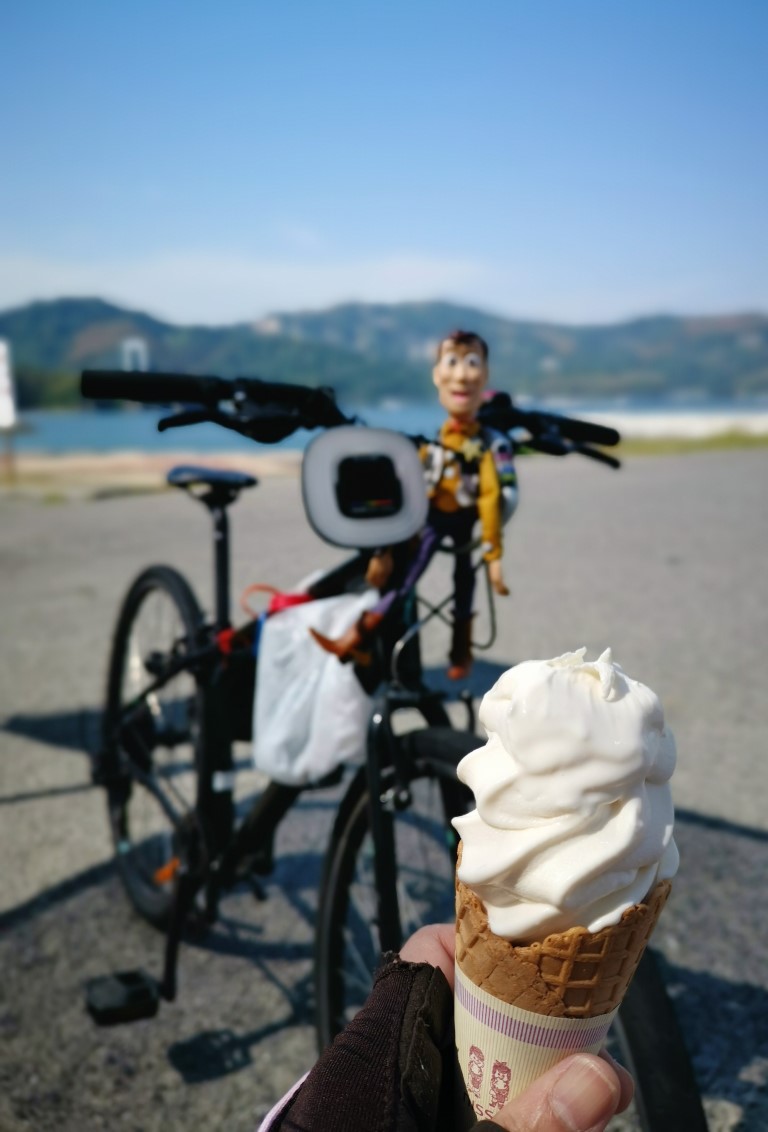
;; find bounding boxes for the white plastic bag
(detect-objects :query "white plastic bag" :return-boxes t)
[252,589,377,786]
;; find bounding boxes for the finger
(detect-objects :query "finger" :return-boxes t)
[399,923,455,987]
[598,1049,634,1111]
[489,1053,623,1132]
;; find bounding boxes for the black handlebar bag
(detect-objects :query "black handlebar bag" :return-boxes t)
[301,426,428,550]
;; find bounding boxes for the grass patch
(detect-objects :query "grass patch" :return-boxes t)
[516,429,768,461]
[615,429,768,457]
[91,485,170,501]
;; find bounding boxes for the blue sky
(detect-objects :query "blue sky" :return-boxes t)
[2,0,766,325]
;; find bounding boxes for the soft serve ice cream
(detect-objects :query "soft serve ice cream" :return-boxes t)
[453,648,679,943]
[452,648,678,1111]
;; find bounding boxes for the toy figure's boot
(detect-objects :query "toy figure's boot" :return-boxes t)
[309,611,385,667]
[447,617,474,681]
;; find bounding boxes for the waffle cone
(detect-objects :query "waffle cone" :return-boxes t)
[455,844,671,1019]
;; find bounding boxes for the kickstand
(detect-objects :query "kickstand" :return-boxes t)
[159,862,198,1002]
[84,858,201,1025]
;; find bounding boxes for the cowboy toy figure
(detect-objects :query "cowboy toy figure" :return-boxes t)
[311,330,517,679]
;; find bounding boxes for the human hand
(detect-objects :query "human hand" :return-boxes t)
[478,1053,633,1132]
[488,559,510,596]
[400,925,634,1132]
[400,922,456,986]
[365,548,394,589]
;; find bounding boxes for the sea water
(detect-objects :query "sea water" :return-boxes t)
[10,398,768,455]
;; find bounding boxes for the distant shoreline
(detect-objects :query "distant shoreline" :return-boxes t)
[3,431,766,501]
[0,449,302,499]
[579,408,768,439]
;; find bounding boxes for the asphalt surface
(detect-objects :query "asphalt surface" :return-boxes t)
[1,448,767,1131]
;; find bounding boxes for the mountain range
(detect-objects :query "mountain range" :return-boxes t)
[2,297,767,409]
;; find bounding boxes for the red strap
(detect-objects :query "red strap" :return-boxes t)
[240,582,314,618]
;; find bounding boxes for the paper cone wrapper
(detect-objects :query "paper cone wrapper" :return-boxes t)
[454,845,671,1116]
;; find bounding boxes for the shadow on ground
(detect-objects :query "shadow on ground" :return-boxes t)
[660,957,768,1132]
[2,703,767,1129]
[3,706,102,756]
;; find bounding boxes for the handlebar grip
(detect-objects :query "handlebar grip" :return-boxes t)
[81,370,231,404]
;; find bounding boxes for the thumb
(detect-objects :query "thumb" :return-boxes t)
[486,1054,624,1132]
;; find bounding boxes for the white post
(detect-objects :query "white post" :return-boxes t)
[120,337,150,371]
[0,339,18,484]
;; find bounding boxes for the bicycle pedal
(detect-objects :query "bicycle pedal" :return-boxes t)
[85,970,160,1026]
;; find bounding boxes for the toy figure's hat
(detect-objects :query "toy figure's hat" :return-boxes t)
[302,426,428,549]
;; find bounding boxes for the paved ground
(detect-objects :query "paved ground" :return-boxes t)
[1,448,767,1130]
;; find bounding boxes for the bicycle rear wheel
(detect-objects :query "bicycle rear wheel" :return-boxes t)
[314,725,476,1049]
[102,565,205,928]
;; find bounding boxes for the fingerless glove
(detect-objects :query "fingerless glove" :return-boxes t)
[268,956,476,1131]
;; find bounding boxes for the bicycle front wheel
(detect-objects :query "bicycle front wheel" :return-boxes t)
[315,725,476,1049]
[103,565,206,928]
[315,725,707,1132]
[610,947,708,1132]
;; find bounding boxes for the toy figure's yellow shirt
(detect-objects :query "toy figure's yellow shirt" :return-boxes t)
[419,419,503,562]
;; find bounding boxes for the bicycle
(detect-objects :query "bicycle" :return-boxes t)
[79,369,707,1132]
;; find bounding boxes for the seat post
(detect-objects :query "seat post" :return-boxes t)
[210,501,231,629]
[166,465,259,630]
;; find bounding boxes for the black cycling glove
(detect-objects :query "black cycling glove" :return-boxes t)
[268,955,477,1131]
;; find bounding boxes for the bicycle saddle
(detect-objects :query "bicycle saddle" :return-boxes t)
[167,465,258,491]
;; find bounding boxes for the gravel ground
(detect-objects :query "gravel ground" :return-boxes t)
[1,448,767,1131]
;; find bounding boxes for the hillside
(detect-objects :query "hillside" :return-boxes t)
[2,297,767,409]
[265,301,768,401]
[0,299,427,409]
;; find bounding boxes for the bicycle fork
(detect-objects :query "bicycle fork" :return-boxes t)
[366,689,449,954]
[366,704,404,954]
[365,684,459,957]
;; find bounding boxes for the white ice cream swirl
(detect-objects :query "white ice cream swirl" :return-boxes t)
[453,648,679,942]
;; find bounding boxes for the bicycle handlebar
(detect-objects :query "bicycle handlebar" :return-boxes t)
[477,391,620,467]
[478,391,620,448]
[80,369,350,440]
[80,370,621,464]
[81,370,231,404]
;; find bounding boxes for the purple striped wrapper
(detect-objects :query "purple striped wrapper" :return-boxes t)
[454,963,618,1120]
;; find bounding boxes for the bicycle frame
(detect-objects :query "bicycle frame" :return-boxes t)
[79,371,712,1132]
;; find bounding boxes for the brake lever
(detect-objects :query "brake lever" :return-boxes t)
[523,434,570,456]
[158,406,248,434]
[573,443,622,469]
[157,408,211,431]
[523,433,621,468]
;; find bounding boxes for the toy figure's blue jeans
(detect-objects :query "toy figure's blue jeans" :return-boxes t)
[374,506,478,622]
